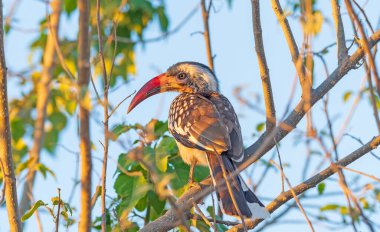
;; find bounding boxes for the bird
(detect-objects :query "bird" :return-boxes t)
[127,61,270,219]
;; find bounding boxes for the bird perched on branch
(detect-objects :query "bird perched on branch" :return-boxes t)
[128,61,269,219]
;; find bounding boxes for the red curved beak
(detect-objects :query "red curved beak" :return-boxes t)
[127,73,180,113]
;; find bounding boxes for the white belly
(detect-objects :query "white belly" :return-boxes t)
[176,141,208,166]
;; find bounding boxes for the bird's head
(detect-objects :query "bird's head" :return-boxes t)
[127,61,219,113]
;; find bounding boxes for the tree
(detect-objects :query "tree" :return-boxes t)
[1,0,380,231]
[0,0,21,230]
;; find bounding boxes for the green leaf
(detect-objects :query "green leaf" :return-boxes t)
[43,129,59,153]
[61,211,69,221]
[168,158,189,190]
[317,182,325,195]
[64,0,77,16]
[155,137,178,172]
[135,194,147,212]
[114,173,151,213]
[21,200,46,222]
[154,120,168,138]
[111,124,131,140]
[49,111,67,130]
[157,6,169,32]
[320,48,329,55]
[343,91,352,102]
[193,166,209,182]
[320,204,339,211]
[11,118,26,142]
[256,122,265,132]
[360,197,369,209]
[147,191,166,215]
[64,203,73,216]
[36,163,56,179]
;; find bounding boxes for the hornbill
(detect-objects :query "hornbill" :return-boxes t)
[128,61,269,219]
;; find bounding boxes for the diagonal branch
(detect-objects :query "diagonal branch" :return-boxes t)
[251,0,276,132]
[241,29,380,167]
[271,0,312,108]
[345,0,380,97]
[228,135,380,231]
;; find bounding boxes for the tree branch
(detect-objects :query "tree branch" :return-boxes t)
[331,0,348,65]
[271,0,312,108]
[228,135,380,231]
[77,0,92,230]
[201,0,215,72]
[0,0,22,230]
[251,0,276,132]
[19,0,62,218]
[241,29,380,167]
[345,0,380,97]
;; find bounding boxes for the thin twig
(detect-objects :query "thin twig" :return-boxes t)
[271,0,312,110]
[201,0,215,72]
[337,165,380,182]
[345,0,380,97]
[55,188,61,232]
[270,160,315,232]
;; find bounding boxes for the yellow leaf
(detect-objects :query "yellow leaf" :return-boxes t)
[79,89,92,111]
[65,59,77,76]
[301,11,323,35]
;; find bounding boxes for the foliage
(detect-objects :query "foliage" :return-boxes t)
[22,193,74,228]
[102,119,209,231]
[3,0,169,182]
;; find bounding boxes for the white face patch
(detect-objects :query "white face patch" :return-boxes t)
[176,63,219,92]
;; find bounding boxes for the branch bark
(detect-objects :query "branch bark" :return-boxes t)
[0,0,22,230]
[251,0,276,132]
[19,0,62,217]
[77,0,92,230]
[228,135,380,231]
[271,0,312,109]
[331,0,348,65]
[344,0,380,98]
[201,0,215,72]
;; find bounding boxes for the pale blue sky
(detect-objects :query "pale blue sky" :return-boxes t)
[1,0,380,231]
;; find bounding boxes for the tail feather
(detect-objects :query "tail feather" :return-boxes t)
[206,152,270,219]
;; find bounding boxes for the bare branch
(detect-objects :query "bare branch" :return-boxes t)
[270,160,315,232]
[271,0,312,108]
[251,0,276,132]
[0,0,22,229]
[242,29,380,167]
[19,0,62,217]
[77,0,92,230]
[331,0,349,64]
[228,135,380,231]
[345,0,380,97]
[201,0,215,72]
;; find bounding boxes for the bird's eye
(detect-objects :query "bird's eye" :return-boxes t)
[177,72,188,80]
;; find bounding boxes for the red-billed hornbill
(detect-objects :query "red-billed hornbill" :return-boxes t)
[128,62,269,219]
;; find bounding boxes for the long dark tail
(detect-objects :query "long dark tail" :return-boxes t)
[206,152,270,219]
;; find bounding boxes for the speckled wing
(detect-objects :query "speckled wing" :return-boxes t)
[169,92,243,161]
[208,92,244,162]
